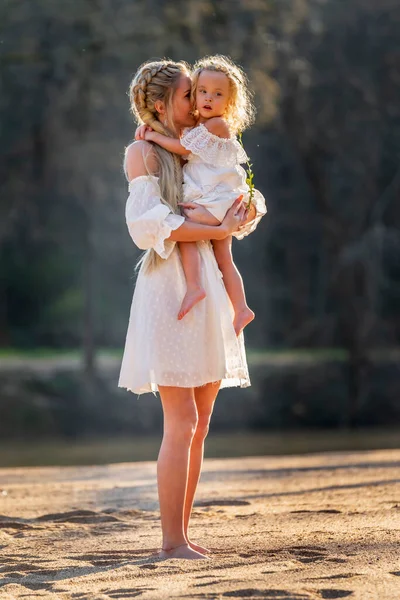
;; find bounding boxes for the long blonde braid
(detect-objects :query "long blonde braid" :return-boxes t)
[127,60,189,274]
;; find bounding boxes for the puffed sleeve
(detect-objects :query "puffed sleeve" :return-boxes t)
[125,175,185,259]
[181,123,248,167]
[232,188,267,240]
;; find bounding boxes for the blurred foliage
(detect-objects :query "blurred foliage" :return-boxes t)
[0,354,399,440]
[1,0,400,430]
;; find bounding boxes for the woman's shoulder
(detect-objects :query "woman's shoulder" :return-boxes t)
[124,140,159,181]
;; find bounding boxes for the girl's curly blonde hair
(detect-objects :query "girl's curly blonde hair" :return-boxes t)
[191,55,255,134]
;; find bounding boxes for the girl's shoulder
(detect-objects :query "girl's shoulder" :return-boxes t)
[202,117,231,139]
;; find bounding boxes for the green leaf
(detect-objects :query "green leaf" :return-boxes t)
[237,131,256,209]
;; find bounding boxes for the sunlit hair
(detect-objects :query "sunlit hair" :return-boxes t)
[191,55,255,134]
[126,59,191,273]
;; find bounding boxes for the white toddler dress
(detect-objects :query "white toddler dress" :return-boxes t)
[118,145,267,396]
[181,123,260,222]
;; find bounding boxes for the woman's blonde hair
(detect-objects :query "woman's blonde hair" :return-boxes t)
[191,55,255,134]
[127,59,190,274]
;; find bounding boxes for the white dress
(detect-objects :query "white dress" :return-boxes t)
[181,123,258,222]
[118,150,266,397]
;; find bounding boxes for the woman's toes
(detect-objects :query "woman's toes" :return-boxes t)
[158,543,210,560]
[188,541,211,554]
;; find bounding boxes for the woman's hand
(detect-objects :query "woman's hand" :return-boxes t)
[178,202,220,225]
[219,196,249,238]
[135,124,153,141]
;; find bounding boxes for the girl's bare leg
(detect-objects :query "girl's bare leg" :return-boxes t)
[177,242,206,320]
[183,380,221,555]
[157,385,209,560]
[212,236,255,335]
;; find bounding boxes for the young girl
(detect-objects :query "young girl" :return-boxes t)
[142,55,266,336]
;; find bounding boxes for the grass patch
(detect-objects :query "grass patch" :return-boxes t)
[0,347,347,361]
[0,346,398,366]
[0,427,399,468]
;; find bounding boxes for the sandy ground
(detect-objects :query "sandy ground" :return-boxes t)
[0,449,399,600]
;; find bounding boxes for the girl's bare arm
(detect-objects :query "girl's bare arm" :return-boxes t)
[144,130,189,156]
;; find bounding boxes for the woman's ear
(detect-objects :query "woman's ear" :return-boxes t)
[154,99,165,116]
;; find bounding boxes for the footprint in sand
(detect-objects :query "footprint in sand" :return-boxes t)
[317,591,353,599]
[238,546,327,563]
[193,578,247,588]
[70,591,155,599]
[0,518,38,531]
[305,574,361,581]
[290,510,342,514]
[105,587,157,598]
[71,549,152,566]
[36,509,122,524]
[200,590,353,599]
[258,545,348,567]
[12,582,53,592]
[1,562,43,573]
[221,590,312,598]
[290,546,349,565]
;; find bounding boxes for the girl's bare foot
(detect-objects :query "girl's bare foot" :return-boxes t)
[178,287,206,320]
[188,540,212,554]
[158,542,210,560]
[233,307,255,336]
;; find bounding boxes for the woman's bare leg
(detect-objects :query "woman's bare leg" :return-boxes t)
[177,242,206,320]
[184,380,221,554]
[212,236,255,335]
[156,384,209,560]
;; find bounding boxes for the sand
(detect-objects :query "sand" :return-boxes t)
[0,448,399,599]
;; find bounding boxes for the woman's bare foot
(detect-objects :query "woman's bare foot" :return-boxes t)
[233,307,255,336]
[158,542,210,560]
[188,540,212,554]
[178,287,206,320]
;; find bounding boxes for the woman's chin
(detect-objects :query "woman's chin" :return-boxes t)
[184,115,197,127]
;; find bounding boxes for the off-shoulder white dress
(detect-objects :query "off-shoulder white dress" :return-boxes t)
[118,142,266,396]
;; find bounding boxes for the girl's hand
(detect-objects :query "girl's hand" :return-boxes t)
[220,196,248,237]
[144,129,158,142]
[178,202,219,225]
[135,124,153,141]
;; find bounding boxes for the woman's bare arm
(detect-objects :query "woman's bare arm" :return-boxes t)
[125,140,159,179]
[168,198,247,242]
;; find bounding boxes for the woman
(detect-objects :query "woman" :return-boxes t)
[118,59,266,560]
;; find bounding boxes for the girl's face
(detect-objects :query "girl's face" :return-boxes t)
[196,70,230,120]
[170,74,196,130]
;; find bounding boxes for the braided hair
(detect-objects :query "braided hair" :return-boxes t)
[127,59,190,273]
